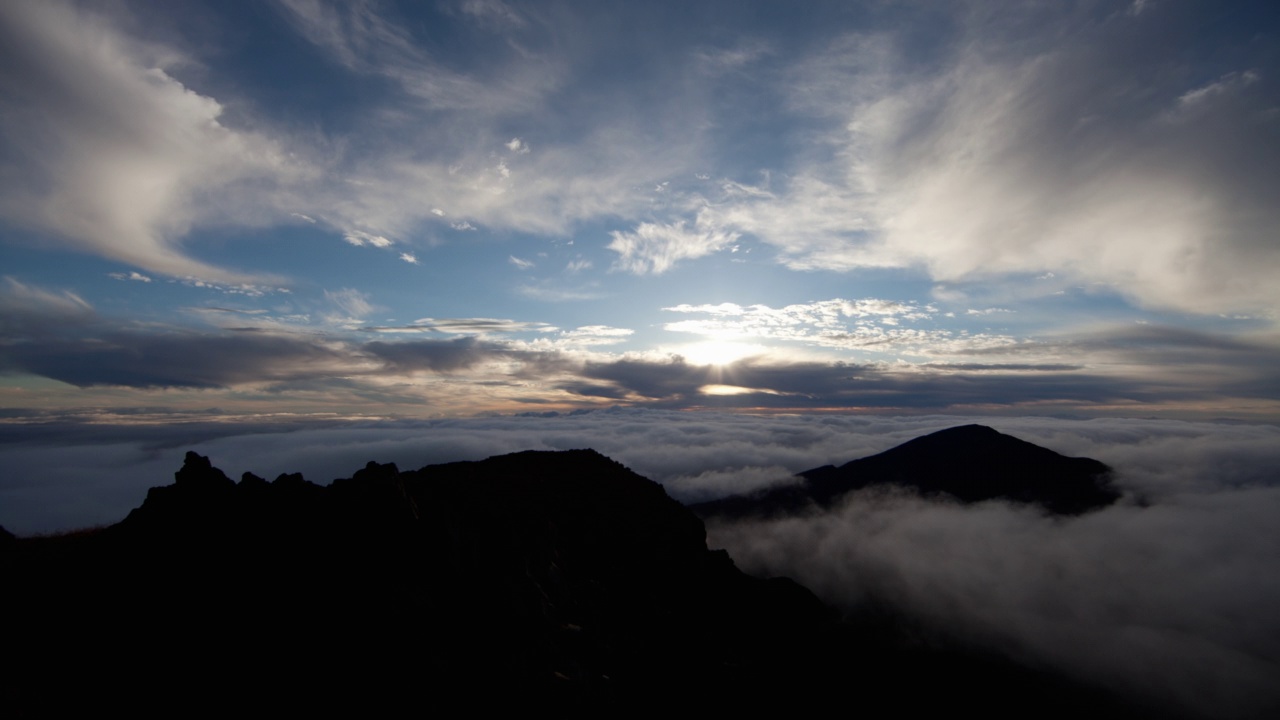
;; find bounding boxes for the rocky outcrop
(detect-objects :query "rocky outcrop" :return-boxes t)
[4,449,839,712]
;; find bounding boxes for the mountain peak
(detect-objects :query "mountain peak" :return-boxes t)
[693,425,1119,519]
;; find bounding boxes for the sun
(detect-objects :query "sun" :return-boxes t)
[678,340,761,367]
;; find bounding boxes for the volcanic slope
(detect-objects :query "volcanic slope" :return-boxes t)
[692,424,1119,520]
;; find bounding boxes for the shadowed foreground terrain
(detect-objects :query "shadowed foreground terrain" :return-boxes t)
[5,438,1146,714]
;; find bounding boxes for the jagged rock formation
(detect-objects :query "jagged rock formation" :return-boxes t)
[692,424,1120,520]
[4,445,1145,716]
[5,449,839,712]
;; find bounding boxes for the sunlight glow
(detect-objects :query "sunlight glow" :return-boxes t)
[678,340,762,367]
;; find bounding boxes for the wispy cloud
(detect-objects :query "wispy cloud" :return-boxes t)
[324,288,377,320]
[684,11,1280,316]
[361,317,556,335]
[609,219,740,275]
[0,2,294,284]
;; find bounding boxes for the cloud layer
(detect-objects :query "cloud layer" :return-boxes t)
[1,411,1276,717]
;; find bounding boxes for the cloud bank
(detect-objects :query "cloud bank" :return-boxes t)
[0,411,1275,718]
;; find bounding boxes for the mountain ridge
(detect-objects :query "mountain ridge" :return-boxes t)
[3,440,1145,716]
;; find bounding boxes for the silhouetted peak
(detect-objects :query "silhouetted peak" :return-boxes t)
[352,460,399,483]
[873,424,1017,458]
[694,424,1119,519]
[271,471,308,487]
[173,450,233,489]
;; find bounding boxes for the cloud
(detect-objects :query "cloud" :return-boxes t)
[360,317,556,335]
[549,325,633,347]
[608,219,740,274]
[399,252,419,264]
[459,0,527,30]
[509,255,535,270]
[3,282,1275,416]
[694,39,772,76]
[0,2,294,284]
[1174,70,1260,114]
[661,298,1012,357]
[505,137,530,154]
[691,8,1280,316]
[277,0,556,114]
[362,336,511,373]
[3,409,1278,720]
[324,288,376,320]
[1,330,361,390]
[344,230,394,248]
[0,276,95,337]
[515,283,603,302]
[708,417,1280,718]
[108,272,152,283]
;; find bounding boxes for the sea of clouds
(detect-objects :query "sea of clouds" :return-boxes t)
[2,410,1277,717]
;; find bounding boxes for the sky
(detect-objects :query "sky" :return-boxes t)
[1,0,1278,421]
[2,4,1279,712]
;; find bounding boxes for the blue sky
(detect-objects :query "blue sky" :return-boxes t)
[2,0,1279,420]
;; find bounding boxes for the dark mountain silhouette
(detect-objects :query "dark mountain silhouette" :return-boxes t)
[4,446,1145,716]
[693,424,1119,520]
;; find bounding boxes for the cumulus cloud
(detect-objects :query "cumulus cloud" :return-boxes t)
[399,252,419,264]
[608,220,741,275]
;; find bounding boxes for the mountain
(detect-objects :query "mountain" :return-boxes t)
[692,424,1119,520]
[4,449,842,712]
[3,446,1145,716]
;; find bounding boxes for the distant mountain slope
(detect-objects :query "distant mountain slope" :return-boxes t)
[692,424,1119,519]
